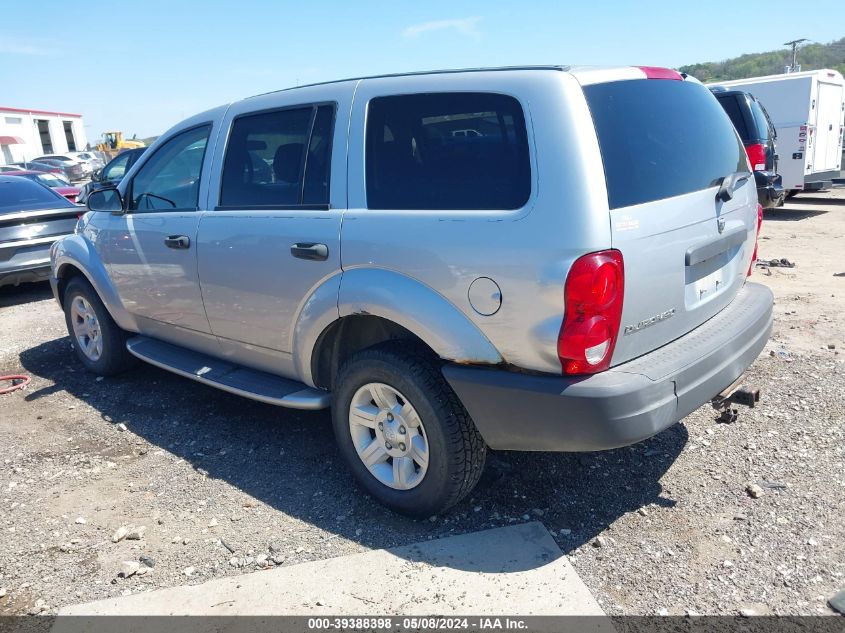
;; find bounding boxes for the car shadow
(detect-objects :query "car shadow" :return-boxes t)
[764,207,828,222]
[0,281,54,308]
[792,194,845,206]
[19,336,686,573]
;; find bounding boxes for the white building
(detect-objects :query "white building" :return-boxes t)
[0,106,88,165]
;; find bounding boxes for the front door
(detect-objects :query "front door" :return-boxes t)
[104,124,213,335]
[197,85,351,363]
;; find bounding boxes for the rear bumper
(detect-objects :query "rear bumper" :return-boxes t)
[0,240,54,288]
[754,171,784,208]
[0,263,51,288]
[443,282,773,452]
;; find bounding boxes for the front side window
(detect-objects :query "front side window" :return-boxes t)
[128,125,210,212]
[365,92,531,210]
[102,152,131,181]
[220,104,334,208]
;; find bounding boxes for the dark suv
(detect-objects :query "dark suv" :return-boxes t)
[76,148,147,205]
[710,87,783,208]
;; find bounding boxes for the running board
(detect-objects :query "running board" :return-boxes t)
[125,336,330,410]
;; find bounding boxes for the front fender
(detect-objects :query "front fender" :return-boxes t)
[339,268,503,362]
[51,234,138,332]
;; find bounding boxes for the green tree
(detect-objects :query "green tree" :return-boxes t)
[679,37,845,81]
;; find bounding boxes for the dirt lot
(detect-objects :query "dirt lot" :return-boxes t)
[1,190,843,617]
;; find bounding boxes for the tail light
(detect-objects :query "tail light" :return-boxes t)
[745,143,767,171]
[557,250,625,375]
[747,203,763,276]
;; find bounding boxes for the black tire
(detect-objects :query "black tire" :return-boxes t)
[331,342,486,517]
[785,189,799,199]
[63,276,137,376]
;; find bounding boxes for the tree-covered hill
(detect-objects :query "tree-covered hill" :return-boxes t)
[679,37,845,82]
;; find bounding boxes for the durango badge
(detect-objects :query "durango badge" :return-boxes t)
[624,308,677,336]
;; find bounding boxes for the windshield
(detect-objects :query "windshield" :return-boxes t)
[584,79,747,210]
[0,177,74,213]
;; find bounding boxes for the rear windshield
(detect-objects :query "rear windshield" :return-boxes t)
[0,177,73,214]
[715,94,750,139]
[584,79,747,210]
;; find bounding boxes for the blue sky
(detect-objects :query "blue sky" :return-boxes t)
[1,0,842,140]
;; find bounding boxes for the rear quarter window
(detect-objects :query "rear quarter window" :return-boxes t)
[748,98,773,141]
[585,79,747,210]
[365,92,530,210]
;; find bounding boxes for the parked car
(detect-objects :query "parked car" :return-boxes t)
[2,170,81,203]
[70,151,105,172]
[52,66,773,516]
[0,165,26,173]
[34,154,90,178]
[30,158,84,182]
[0,175,80,288]
[710,87,784,208]
[76,147,146,205]
[710,70,844,196]
[10,161,68,180]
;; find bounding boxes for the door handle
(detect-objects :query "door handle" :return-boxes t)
[291,242,329,261]
[164,235,190,249]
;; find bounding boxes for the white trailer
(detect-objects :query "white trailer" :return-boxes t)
[710,69,844,193]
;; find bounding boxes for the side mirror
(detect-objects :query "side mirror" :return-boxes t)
[91,169,102,182]
[87,187,125,215]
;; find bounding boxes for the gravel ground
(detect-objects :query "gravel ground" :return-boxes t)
[0,190,843,617]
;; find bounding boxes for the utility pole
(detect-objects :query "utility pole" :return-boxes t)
[783,38,808,73]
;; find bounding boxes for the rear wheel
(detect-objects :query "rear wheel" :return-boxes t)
[785,189,799,199]
[332,342,486,517]
[63,277,137,376]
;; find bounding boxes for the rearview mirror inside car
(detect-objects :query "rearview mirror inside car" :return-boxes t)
[87,187,124,214]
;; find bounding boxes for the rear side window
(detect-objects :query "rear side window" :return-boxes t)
[366,92,530,210]
[748,98,772,141]
[220,104,335,208]
[585,80,746,210]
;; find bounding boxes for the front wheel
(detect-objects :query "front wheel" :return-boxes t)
[63,277,137,376]
[332,343,486,517]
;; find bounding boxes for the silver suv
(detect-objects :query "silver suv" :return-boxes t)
[50,66,773,516]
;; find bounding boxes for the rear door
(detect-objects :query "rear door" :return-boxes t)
[197,82,351,359]
[582,76,758,366]
[811,80,845,172]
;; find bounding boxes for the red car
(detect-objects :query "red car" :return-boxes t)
[3,170,81,203]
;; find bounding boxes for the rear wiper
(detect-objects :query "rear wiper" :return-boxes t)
[715,171,751,203]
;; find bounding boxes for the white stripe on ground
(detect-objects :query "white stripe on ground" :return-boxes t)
[57,522,605,617]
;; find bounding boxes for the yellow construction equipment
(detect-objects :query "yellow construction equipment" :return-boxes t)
[96,132,145,159]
